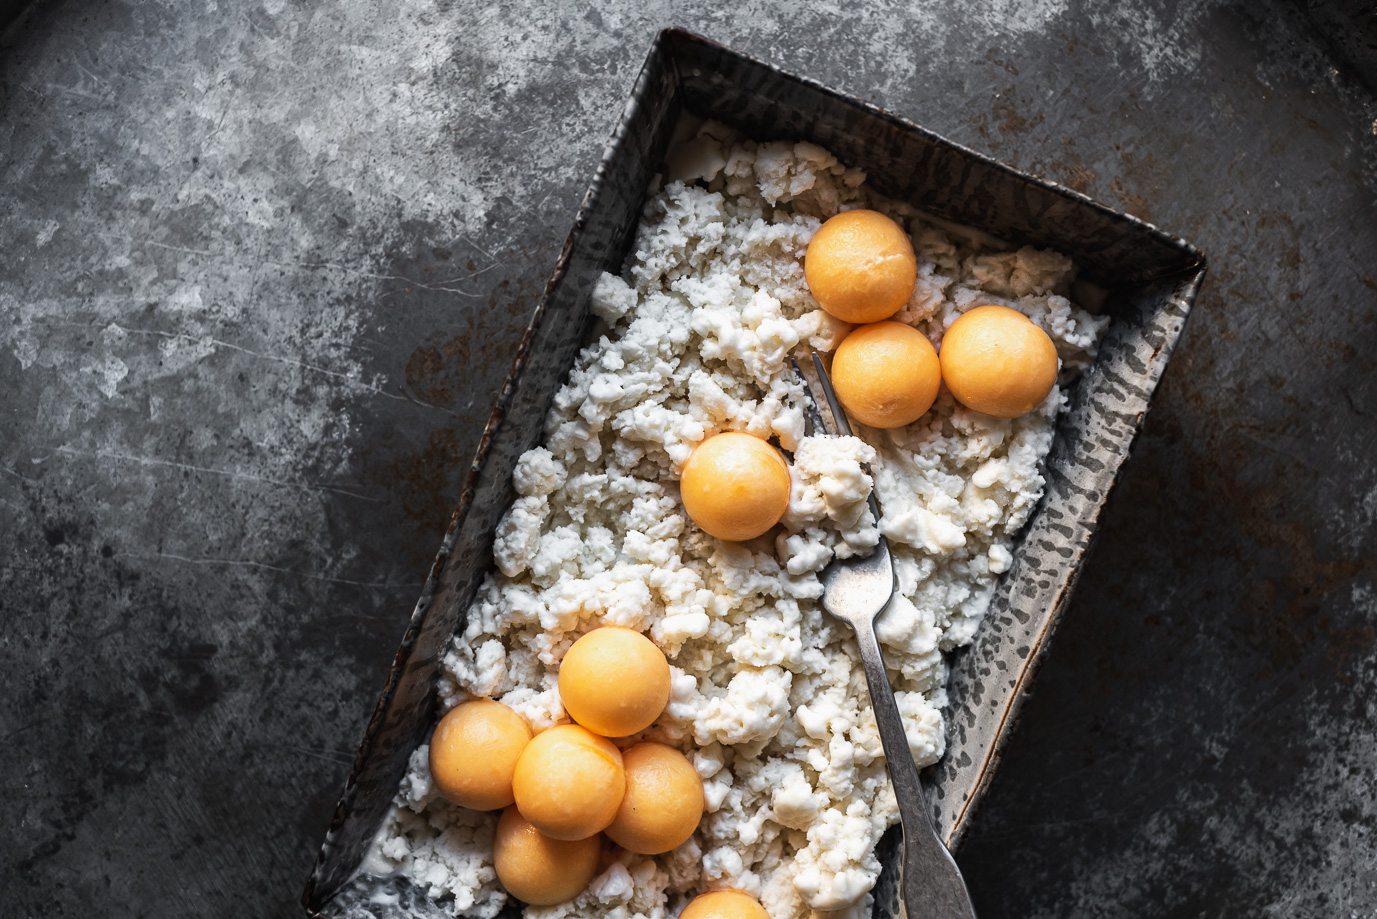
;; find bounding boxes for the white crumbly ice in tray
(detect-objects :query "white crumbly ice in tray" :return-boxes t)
[366,122,1110,919]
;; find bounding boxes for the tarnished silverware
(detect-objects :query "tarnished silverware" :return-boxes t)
[797,353,978,919]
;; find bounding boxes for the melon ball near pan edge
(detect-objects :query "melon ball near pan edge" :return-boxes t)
[493,806,602,906]
[804,209,917,324]
[939,304,1060,419]
[559,626,672,738]
[604,742,704,855]
[512,723,625,840]
[830,321,942,429]
[679,432,792,543]
[679,890,772,919]
[428,699,532,811]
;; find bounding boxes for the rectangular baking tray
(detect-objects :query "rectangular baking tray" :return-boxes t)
[303,28,1206,919]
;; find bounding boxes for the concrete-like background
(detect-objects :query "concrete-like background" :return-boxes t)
[2,1,1374,916]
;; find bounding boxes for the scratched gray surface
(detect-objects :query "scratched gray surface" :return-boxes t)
[1,1,1374,917]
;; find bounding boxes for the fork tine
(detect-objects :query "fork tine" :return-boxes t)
[809,352,887,528]
[810,352,855,438]
[791,356,832,438]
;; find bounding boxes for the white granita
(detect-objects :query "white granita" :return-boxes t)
[364,122,1109,919]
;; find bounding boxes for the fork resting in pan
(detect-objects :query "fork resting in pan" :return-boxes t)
[793,353,977,919]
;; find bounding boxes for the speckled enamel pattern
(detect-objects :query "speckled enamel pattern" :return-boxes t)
[304,29,1205,918]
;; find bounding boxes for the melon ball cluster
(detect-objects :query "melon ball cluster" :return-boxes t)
[805,209,1062,425]
[673,211,1067,547]
[428,627,768,912]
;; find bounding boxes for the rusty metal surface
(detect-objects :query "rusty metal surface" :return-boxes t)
[1,1,1375,918]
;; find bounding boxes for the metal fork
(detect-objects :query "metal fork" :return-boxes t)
[795,353,978,919]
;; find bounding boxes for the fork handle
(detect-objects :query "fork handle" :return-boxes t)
[853,621,978,919]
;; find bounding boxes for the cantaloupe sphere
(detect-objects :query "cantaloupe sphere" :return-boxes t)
[831,321,942,428]
[939,305,1059,418]
[428,700,533,811]
[679,890,772,919]
[679,433,791,542]
[605,742,704,854]
[804,209,917,324]
[560,627,671,737]
[512,724,625,840]
[493,806,602,905]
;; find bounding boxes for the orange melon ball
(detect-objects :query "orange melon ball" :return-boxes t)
[560,627,671,737]
[493,806,602,905]
[679,890,772,919]
[512,724,625,840]
[679,433,791,542]
[939,305,1059,418]
[804,209,917,323]
[605,742,704,854]
[831,321,942,428]
[428,700,532,811]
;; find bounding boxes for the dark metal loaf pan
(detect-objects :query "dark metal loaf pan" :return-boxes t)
[303,27,1206,919]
